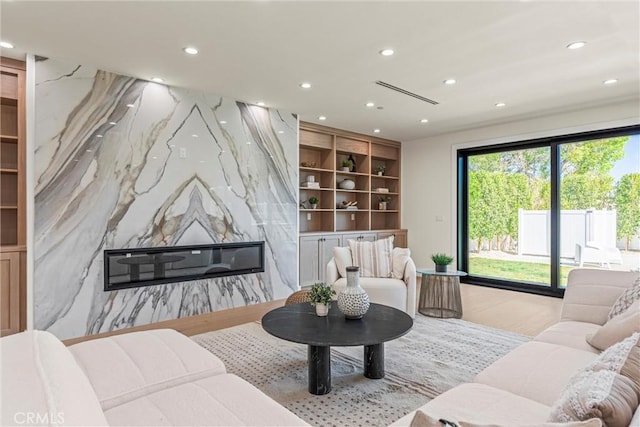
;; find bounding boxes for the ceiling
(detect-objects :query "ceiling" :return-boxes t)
[1,1,639,142]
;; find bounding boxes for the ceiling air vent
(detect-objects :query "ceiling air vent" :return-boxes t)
[375,81,439,105]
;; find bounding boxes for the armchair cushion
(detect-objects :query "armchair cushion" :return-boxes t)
[588,300,640,351]
[348,236,393,278]
[333,246,352,278]
[333,277,408,313]
[392,247,411,280]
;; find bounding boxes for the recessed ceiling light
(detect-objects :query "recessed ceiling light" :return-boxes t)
[567,41,586,50]
[246,141,252,145]
[151,77,164,83]
[152,156,158,160]
[126,103,135,108]
[109,121,117,125]
[603,79,618,85]
[379,49,395,56]
[86,149,93,153]
[278,130,285,134]
[0,41,14,49]
[373,129,381,133]
[420,119,429,123]
[365,102,375,108]
[300,82,312,89]
[444,79,456,85]
[318,116,327,121]
[495,102,506,108]
[220,120,227,124]
[96,134,103,138]
[183,47,198,55]
[257,101,266,107]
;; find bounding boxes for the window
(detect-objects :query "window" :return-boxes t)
[458,126,639,295]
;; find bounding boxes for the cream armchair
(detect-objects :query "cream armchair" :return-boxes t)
[326,253,417,318]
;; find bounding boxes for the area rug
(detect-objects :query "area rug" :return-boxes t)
[192,316,529,427]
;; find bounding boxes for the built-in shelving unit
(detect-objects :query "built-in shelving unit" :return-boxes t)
[299,122,403,234]
[1,57,26,336]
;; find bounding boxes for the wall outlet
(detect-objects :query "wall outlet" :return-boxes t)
[351,214,355,221]
[307,213,312,221]
[179,147,187,158]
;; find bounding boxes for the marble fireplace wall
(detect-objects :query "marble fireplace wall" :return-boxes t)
[34,58,298,340]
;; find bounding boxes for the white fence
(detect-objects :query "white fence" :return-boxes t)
[518,209,617,258]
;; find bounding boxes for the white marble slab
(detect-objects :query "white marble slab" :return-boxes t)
[34,58,298,339]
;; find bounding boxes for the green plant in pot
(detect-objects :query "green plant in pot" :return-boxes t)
[341,159,352,172]
[308,196,319,209]
[308,282,336,316]
[431,253,454,273]
[374,165,386,176]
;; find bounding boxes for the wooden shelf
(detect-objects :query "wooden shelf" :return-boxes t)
[299,121,402,234]
[0,135,18,143]
[0,205,18,209]
[0,168,18,173]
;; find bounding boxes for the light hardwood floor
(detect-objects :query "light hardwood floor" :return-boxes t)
[64,283,562,345]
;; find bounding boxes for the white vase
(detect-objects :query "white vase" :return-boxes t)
[315,303,329,316]
[310,204,318,209]
[341,167,350,172]
[337,266,370,319]
[338,179,355,190]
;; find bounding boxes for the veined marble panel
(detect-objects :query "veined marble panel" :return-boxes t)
[34,58,299,340]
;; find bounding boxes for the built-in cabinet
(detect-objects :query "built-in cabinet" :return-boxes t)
[0,57,26,336]
[298,122,407,286]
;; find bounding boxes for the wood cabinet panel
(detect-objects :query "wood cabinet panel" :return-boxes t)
[0,252,20,336]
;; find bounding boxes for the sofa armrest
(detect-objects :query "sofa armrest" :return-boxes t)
[404,257,417,318]
[326,257,340,285]
[561,268,639,325]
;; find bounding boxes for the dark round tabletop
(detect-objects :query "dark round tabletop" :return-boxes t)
[262,302,413,347]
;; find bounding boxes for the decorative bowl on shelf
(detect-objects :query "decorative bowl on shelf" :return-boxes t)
[301,161,317,168]
[338,179,356,190]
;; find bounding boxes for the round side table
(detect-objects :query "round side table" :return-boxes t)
[417,269,467,318]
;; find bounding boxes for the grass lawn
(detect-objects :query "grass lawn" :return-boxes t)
[469,256,571,285]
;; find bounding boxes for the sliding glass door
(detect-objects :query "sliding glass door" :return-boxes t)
[458,126,639,295]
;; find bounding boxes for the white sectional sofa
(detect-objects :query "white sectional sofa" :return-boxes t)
[392,268,640,426]
[1,328,308,426]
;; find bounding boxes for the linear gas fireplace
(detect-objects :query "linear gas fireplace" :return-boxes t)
[104,242,265,291]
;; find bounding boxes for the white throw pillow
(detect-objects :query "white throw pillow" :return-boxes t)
[348,236,393,278]
[409,410,602,427]
[333,246,352,278]
[608,277,640,320]
[391,247,411,280]
[587,300,640,351]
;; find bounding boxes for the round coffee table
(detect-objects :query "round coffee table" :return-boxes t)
[262,302,412,395]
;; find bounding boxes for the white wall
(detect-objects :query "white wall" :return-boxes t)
[402,99,639,269]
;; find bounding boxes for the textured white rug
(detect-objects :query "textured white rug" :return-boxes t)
[192,316,529,427]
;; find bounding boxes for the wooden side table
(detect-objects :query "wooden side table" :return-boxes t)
[417,269,467,318]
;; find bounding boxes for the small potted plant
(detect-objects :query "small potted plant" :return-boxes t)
[378,195,391,210]
[431,253,454,273]
[308,282,336,316]
[374,165,386,176]
[308,196,319,209]
[341,159,352,172]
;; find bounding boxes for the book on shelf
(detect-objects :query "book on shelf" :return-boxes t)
[374,188,389,193]
[301,182,320,188]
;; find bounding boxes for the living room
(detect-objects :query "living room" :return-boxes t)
[1,1,639,427]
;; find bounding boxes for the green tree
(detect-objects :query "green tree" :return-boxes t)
[561,175,614,210]
[615,173,640,250]
[560,137,627,176]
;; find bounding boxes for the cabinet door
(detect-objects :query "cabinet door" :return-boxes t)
[359,233,377,242]
[0,252,20,337]
[299,236,321,287]
[378,231,407,248]
[319,235,342,283]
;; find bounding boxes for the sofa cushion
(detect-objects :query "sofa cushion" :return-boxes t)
[103,373,308,426]
[474,341,598,406]
[409,409,602,427]
[587,300,640,351]
[392,247,411,280]
[333,246,352,278]
[548,369,637,427]
[1,330,108,427]
[69,329,226,410]
[608,276,640,320]
[390,383,551,426]
[534,321,600,354]
[348,236,393,278]
[333,277,407,312]
[587,333,640,390]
